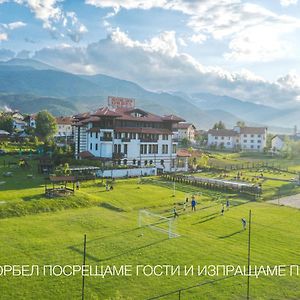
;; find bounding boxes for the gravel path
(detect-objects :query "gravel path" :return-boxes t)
[269,194,300,209]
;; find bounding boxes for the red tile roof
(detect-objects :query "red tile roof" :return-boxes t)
[74,106,185,125]
[115,127,172,134]
[176,149,192,157]
[208,129,238,137]
[239,127,267,134]
[92,107,122,117]
[56,116,74,125]
[162,115,185,122]
[174,122,195,129]
[78,151,95,158]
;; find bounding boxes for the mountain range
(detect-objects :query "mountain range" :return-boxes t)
[0,58,297,133]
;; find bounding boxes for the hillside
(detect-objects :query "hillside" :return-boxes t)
[0,59,297,130]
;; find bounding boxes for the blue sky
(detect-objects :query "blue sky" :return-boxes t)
[1,0,300,107]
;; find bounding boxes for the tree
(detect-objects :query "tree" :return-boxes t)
[236,121,245,128]
[213,121,226,130]
[0,115,14,133]
[180,137,191,148]
[35,111,57,141]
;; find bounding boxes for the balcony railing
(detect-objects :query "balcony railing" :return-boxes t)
[121,138,131,142]
[101,136,113,141]
[140,138,158,143]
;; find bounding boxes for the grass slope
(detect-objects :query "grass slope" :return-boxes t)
[0,178,299,299]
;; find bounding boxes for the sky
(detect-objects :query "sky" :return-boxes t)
[1,0,300,107]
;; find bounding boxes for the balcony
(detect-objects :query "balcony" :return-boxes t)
[140,138,158,143]
[121,137,131,142]
[101,136,113,142]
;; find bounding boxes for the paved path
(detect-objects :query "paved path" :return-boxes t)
[268,194,300,209]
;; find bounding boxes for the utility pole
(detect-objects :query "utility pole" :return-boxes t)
[82,234,87,300]
[247,210,252,300]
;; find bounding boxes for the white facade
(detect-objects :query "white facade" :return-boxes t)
[28,116,36,128]
[271,136,285,152]
[55,123,73,137]
[239,132,266,151]
[13,119,26,132]
[173,123,196,143]
[207,133,238,149]
[75,124,178,172]
[207,126,267,152]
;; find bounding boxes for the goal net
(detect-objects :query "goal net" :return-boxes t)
[138,209,180,239]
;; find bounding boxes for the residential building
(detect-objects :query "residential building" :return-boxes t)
[24,114,37,128]
[207,126,267,152]
[13,119,27,132]
[73,100,185,172]
[271,135,285,152]
[55,116,74,138]
[173,122,196,143]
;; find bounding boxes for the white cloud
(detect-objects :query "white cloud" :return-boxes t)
[0,21,26,42]
[189,34,206,45]
[4,21,27,30]
[280,0,298,6]
[33,28,300,107]
[0,33,8,41]
[86,0,300,62]
[86,0,167,10]
[0,0,87,42]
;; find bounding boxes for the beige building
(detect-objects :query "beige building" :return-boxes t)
[173,122,196,143]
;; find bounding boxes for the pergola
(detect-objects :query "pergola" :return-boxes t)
[45,176,76,198]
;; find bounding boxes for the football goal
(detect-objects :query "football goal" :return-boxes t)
[138,209,180,239]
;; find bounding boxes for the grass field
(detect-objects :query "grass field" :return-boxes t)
[0,175,300,299]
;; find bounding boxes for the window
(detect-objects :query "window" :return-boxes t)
[244,134,247,137]
[137,160,141,166]
[257,145,260,149]
[144,160,148,166]
[258,134,261,138]
[251,134,254,138]
[258,140,261,143]
[251,145,254,149]
[243,140,247,143]
[162,134,168,140]
[160,159,164,166]
[172,144,177,154]
[227,142,230,145]
[150,160,153,165]
[96,132,98,139]
[90,132,92,138]
[90,143,92,150]
[221,136,224,140]
[251,140,254,143]
[95,143,98,151]
[162,145,168,154]
[133,159,136,165]
[124,144,128,155]
[215,136,218,140]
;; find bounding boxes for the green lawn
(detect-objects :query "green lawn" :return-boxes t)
[0,177,299,299]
